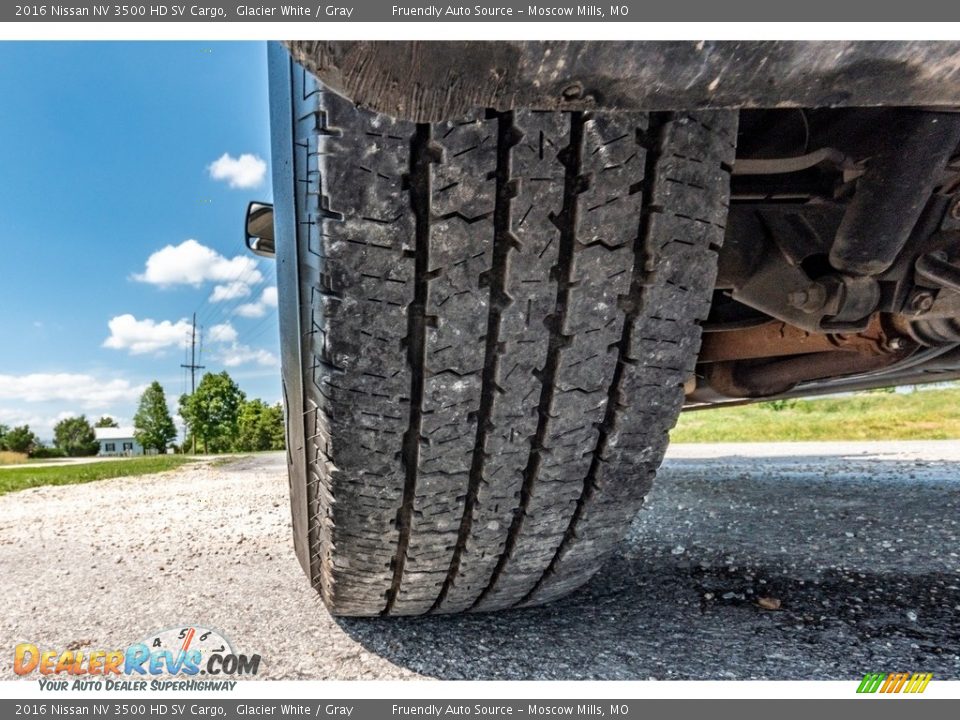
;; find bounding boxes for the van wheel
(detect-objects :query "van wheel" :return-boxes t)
[277,60,736,616]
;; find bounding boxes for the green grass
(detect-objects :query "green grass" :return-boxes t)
[672,386,960,443]
[0,456,195,495]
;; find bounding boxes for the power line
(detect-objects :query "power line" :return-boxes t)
[181,337,189,397]
[216,273,272,327]
[194,259,268,331]
[198,254,279,334]
[178,250,282,376]
[189,249,262,322]
[180,313,206,395]
[238,307,280,346]
[197,274,264,329]
[179,313,206,455]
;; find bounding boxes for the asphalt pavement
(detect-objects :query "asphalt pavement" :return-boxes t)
[0,442,957,680]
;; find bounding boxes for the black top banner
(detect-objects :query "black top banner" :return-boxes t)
[7,0,960,22]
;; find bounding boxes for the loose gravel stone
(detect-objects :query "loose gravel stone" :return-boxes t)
[0,441,957,680]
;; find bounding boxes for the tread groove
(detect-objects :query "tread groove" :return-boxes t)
[429,111,520,613]
[383,123,433,616]
[517,113,669,607]
[472,112,585,609]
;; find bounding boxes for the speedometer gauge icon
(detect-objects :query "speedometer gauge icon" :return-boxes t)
[141,626,234,657]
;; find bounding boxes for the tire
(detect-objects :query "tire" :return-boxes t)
[278,59,737,616]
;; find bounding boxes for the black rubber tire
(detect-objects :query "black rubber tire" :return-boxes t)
[282,66,737,616]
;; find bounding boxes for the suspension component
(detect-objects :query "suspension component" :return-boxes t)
[829,110,960,276]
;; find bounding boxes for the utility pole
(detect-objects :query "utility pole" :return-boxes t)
[180,312,205,454]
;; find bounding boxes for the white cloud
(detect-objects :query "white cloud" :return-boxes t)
[209,281,251,302]
[104,315,193,355]
[208,152,267,189]
[235,303,266,318]
[216,344,279,368]
[0,408,46,431]
[104,316,248,356]
[236,286,278,318]
[207,323,238,344]
[0,409,55,441]
[0,373,146,409]
[0,403,139,442]
[133,239,262,289]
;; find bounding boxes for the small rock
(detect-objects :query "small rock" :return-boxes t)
[671,545,685,556]
[757,597,781,610]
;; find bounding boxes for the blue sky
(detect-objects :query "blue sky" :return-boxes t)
[0,42,278,440]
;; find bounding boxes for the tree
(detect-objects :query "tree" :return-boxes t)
[95,416,119,428]
[235,399,269,452]
[5,425,40,455]
[0,424,9,450]
[134,381,178,454]
[235,399,287,452]
[179,372,245,454]
[53,416,100,457]
[264,403,286,450]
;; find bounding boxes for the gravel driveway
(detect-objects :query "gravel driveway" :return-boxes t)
[1,442,957,680]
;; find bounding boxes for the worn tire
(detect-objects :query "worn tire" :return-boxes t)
[278,61,737,616]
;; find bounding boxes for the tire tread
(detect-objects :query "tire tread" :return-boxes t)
[285,66,736,616]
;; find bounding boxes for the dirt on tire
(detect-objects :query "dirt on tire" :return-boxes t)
[280,61,737,616]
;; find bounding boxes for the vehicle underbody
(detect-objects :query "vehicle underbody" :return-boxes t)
[694,105,960,405]
[287,40,960,409]
[258,41,960,615]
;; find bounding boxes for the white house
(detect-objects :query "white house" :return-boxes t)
[95,427,145,457]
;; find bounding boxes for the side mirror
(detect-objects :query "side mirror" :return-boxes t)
[245,202,275,258]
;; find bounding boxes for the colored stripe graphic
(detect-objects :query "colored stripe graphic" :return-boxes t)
[857,673,886,693]
[857,672,932,694]
[892,673,909,693]
[908,673,933,693]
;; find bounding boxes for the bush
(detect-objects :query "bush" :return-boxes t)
[4,425,40,455]
[29,446,68,459]
[235,399,286,452]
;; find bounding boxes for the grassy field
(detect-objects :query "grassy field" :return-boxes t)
[0,456,195,495]
[672,386,960,443]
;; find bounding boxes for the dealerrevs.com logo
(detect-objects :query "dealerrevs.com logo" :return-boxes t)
[15,626,261,691]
